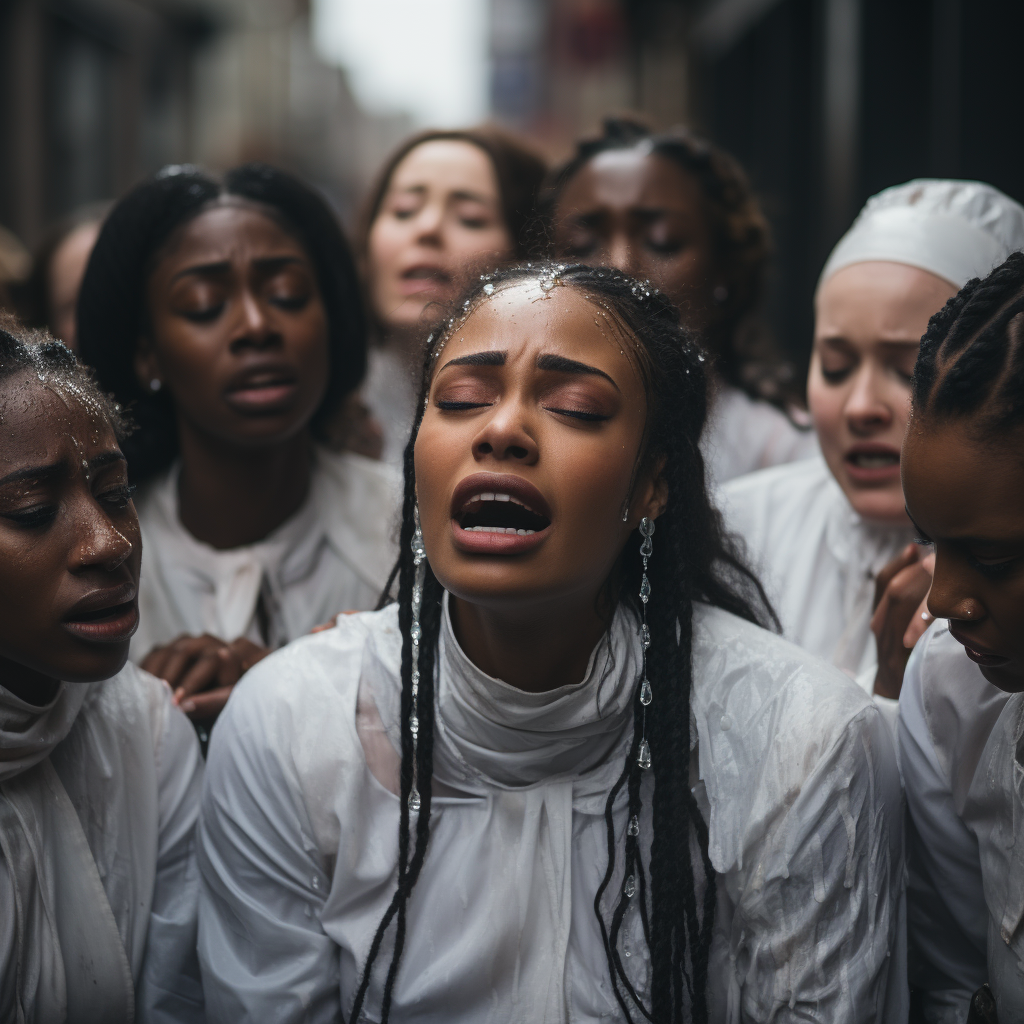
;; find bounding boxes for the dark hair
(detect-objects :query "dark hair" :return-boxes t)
[912,250,1024,436]
[76,163,367,482]
[545,116,801,409]
[353,262,775,1023]
[0,314,128,437]
[360,126,546,263]
[13,201,110,335]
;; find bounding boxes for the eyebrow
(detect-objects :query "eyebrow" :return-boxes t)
[170,254,303,284]
[536,353,620,391]
[444,351,507,368]
[0,450,126,488]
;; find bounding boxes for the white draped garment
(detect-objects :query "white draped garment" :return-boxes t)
[130,447,400,659]
[899,622,1023,1023]
[198,597,905,1023]
[718,456,915,723]
[0,663,204,1023]
[701,384,819,486]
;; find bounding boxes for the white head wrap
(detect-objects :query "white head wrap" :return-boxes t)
[818,178,1024,292]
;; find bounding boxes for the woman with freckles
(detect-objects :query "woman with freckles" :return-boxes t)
[719,180,1024,717]
[77,164,398,730]
[197,264,904,1023]
[0,320,203,1022]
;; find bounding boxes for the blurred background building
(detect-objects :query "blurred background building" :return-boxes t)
[0,0,1020,367]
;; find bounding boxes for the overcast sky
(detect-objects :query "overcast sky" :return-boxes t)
[312,0,490,127]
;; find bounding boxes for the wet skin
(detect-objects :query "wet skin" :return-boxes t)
[809,261,957,526]
[552,149,721,333]
[0,377,140,705]
[903,417,1024,692]
[414,280,665,694]
[367,140,514,340]
[135,199,327,712]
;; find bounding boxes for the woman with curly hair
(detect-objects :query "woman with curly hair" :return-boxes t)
[547,117,816,484]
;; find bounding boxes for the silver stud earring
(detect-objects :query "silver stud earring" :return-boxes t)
[149,378,162,392]
[636,517,654,773]
[408,507,427,814]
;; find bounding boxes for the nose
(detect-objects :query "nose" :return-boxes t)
[605,233,641,278]
[413,202,445,247]
[70,502,135,575]
[926,550,986,624]
[471,397,539,465]
[844,363,893,435]
[229,289,279,352]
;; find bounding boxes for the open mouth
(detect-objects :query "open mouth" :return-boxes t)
[846,452,899,469]
[224,369,299,411]
[456,491,552,535]
[63,599,139,643]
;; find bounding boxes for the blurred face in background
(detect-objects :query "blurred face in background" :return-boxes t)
[808,260,957,525]
[552,148,723,333]
[49,220,101,351]
[366,140,514,339]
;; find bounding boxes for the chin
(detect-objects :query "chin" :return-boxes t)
[980,664,1024,693]
[53,647,131,684]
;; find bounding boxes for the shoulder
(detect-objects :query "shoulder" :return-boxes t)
[692,605,893,863]
[132,466,178,533]
[900,622,1012,795]
[314,447,401,503]
[214,605,400,768]
[720,454,834,511]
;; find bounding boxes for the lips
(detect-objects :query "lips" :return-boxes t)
[397,264,453,298]
[947,624,1011,668]
[450,473,552,555]
[224,364,299,414]
[843,443,901,483]
[63,583,139,644]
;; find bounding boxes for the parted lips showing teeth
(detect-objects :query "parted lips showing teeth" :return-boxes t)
[457,492,552,535]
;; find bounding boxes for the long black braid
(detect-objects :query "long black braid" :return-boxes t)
[355,262,775,1023]
[913,250,1024,431]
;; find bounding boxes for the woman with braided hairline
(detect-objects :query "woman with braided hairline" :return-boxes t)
[547,117,818,485]
[899,251,1024,1023]
[197,263,905,1023]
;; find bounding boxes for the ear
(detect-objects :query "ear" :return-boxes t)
[631,455,669,525]
[133,336,161,393]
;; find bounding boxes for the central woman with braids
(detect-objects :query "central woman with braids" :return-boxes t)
[197,264,905,1022]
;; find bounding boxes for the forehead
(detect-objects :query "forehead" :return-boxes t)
[436,281,642,380]
[389,140,500,197]
[159,201,307,266]
[562,150,699,211]
[903,418,1024,534]
[0,376,116,465]
[816,262,957,339]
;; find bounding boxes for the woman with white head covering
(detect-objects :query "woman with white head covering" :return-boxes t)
[0,323,204,1022]
[717,179,1024,721]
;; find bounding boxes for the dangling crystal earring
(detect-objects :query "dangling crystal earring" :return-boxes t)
[408,507,427,814]
[636,517,654,773]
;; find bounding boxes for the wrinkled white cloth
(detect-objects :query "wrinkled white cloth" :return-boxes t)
[899,622,1022,1024]
[0,663,204,1023]
[198,597,905,1023]
[719,456,914,723]
[361,345,418,468]
[819,178,1024,291]
[702,384,819,486]
[131,447,400,659]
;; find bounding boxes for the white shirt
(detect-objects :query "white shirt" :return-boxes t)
[899,622,1022,1023]
[362,345,418,468]
[0,663,204,1023]
[131,447,400,659]
[702,384,819,486]
[197,598,906,1023]
[719,456,915,721]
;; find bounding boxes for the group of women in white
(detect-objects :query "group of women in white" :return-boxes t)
[1,115,1023,1024]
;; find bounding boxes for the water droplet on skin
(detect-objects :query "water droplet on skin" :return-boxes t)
[483,283,495,295]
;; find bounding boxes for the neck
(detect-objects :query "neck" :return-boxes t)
[1,660,61,706]
[449,594,613,694]
[176,425,314,549]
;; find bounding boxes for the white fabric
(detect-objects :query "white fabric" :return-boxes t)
[198,598,906,1023]
[899,622,1023,1024]
[131,446,400,659]
[0,663,205,1023]
[361,345,418,468]
[819,178,1024,291]
[719,457,915,723]
[701,384,819,486]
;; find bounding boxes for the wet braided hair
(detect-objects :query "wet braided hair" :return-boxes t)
[351,262,774,1023]
[0,314,129,437]
[912,250,1024,435]
[543,116,803,411]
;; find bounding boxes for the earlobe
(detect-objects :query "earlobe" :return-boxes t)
[133,338,160,394]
